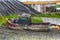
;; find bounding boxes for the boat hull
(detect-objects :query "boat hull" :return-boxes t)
[6,18,50,31]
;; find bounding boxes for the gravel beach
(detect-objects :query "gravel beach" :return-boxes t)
[0,27,60,40]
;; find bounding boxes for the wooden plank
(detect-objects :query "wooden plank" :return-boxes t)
[23,1,60,4]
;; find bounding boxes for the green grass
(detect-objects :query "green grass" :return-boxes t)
[32,13,60,18]
[31,13,60,23]
[31,17,43,23]
[0,13,60,26]
[0,14,18,26]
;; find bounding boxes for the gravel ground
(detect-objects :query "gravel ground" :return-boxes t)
[0,27,60,40]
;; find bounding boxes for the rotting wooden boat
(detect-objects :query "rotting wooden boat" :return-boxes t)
[6,18,51,31]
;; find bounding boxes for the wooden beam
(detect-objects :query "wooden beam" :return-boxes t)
[23,1,60,4]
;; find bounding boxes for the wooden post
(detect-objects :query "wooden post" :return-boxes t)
[42,4,46,13]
